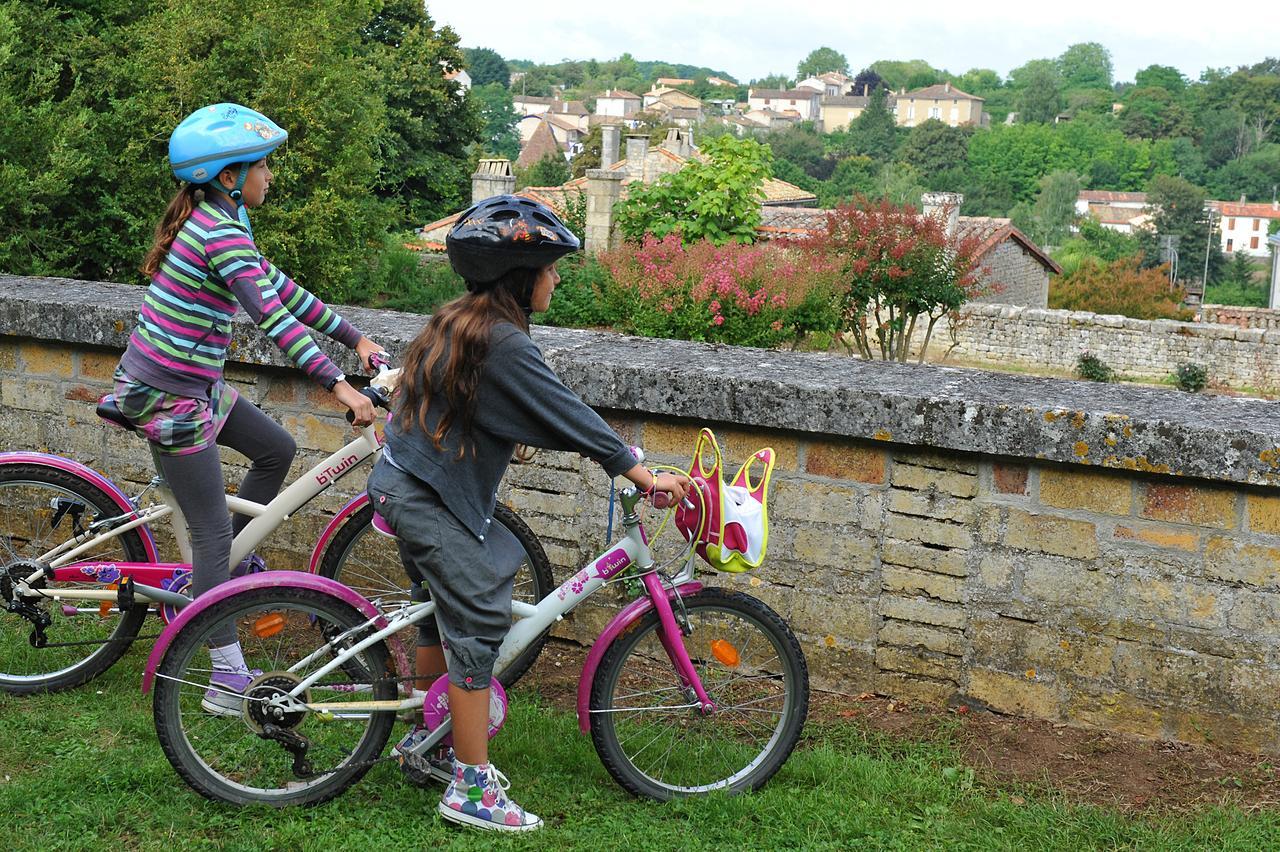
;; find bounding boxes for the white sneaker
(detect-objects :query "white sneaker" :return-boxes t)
[438,762,542,832]
[201,668,261,717]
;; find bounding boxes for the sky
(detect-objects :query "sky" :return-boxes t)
[426,0,1268,85]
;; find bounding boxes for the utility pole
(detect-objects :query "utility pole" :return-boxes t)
[1202,206,1215,292]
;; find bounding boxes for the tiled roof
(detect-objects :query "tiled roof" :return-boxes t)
[543,113,584,132]
[598,89,642,100]
[1211,201,1280,218]
[821,95,873,107]
[905,83,982,101]
[750,89,821,100]
[755,208,1059,273]
[1078,190,1147,204]
[1087,205,1149,225]
[515,120,563,169]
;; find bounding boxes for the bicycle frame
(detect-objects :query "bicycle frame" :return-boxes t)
[142,485,713,756]
[12,424,384,612]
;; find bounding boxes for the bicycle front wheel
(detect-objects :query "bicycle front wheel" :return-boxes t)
[317,500,554,688]
[589,588,809,800]
[0,463,150,694]
[152,586,397,807]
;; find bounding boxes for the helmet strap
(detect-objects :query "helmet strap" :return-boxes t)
[207,164,254,239]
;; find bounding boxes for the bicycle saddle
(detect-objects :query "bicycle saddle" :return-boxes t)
[95,395,137,433]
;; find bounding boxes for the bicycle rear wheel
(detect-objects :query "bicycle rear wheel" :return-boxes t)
[152,585,396,807]
[0,464,150,694]
[589,588,809,800]
[317,500,554,688]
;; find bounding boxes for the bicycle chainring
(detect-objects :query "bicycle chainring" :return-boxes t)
[244,672,311,735]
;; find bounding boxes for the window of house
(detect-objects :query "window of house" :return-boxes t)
[1227,239,1234,252]
[790,99,796,105]
[1229,217,1236,230]
[1252,236,1260,249]
[764,98,770,105]
[1254,218,1261,230]
[929,107,940,119]
[907,105,915,119]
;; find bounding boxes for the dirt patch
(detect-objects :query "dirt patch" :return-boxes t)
[522,637,1280,812]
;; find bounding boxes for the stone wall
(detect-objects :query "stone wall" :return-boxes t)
[1199,304,1280,331]
[918,302,1280,392]
[6,275,1280,752]
[970,240,1050,309]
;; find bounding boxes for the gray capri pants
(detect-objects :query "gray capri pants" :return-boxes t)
[365,460,523,690]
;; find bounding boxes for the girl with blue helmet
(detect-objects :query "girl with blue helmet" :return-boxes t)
[114,103,385,714]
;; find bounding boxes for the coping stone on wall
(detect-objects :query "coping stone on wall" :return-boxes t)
[4,274,1280,487]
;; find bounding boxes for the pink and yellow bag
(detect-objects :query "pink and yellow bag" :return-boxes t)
[673,428,776,573]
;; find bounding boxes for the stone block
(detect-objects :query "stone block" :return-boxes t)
[879,595,966,629]
[873,671,957,704]
[966,668,1060,718]
[791,592,876,643]
[1139,483,1237,529]
[891,463,978,498]
[803,641,876,692]
[1245,493,1280,536]
[792,526,874,569]
[976,505,1003,544]
[770,480,860,524]
[1004,509,1098,559]
[882,566,963,602]
[641,421,799,471]
[18,341,74,377]
[804,439,885,483]
[1112,524,1199,551]
[881,540,967,576]
[992,463,1028,495]
[1112,644,1218,704]
[896,449,979,475]
[1,377,60,414]
[1168,708,1280,753]
[876,646,961,681]
[1066,690,1164,739]
[78,350,119,381]
[0,340,16,371]
[1225,589,1280,632]
[1204,536,1280,588]
[971,617,1115,681]
[1022,559,1111,606]
[974,552,1015,592]
[887,514,973,550]
[1039,468,1132,516]
[279,413,349,452]
[878,620,966,656]
[887,488,975,523]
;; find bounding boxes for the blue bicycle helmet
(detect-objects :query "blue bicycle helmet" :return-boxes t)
[168,103,287,237]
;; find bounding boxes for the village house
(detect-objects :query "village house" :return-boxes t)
[1269,232,1280,307]
[706,76,738,88]
[654,77,694,88]
[893,82,987,128]
[797,71,852,97]
[1074,190,1151,234]
[1209,198,1280,258]
[746,88,822,123]
[755,193,1059,308]
[818,93,900,132]
[444,68,471,92]
[511,94,589,119]
[593,89,643,118]
[641,86,703,111]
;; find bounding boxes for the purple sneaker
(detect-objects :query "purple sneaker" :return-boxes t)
[232,554,267,578]
[201,667,262,717]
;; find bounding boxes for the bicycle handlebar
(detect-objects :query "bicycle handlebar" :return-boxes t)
[345,357,394,424]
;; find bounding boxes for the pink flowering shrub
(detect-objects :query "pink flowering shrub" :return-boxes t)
[599,234,841,348]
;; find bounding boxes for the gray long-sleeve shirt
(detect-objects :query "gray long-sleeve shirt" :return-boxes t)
[382,322,636,540]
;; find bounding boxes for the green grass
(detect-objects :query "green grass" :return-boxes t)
[1,654,1278,851]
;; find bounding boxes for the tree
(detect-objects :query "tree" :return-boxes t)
[1134,64,1187,95]
[870,60,940,92]
[1010,59,1064,123]
[463,46,510,88]
[848,86,898,161]
[898,119,973,190]
[1010,170,1080,247]
[471,83,520,159]
[1049,255,1189,319]
[517,151,569,189]
[1146,174,1224,286]
[1227,249,1257,287]
[767,122,831,179]
[1121,87,1192,140]
[817,156,877,207]
[852,68,886,96]
[1209,144,1280,202]
[1058,42,1113,90]
[752,72,793,90]
[799,197,985,362]
[614,135,773,245]
[873,163,925,207]
[797,47,849,80]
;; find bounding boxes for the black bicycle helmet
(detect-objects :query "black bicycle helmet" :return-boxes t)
[446,194,581,286]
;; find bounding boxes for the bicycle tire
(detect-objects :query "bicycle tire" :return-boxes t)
[0,463,150,695]
[317,500,554,688]
[152,585,396,807]
[589,587,809,800]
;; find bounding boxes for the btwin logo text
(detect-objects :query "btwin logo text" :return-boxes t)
[316,454,359,487]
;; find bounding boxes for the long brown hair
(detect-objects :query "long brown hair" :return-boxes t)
[141,183,204,278]
[396,268,538,455]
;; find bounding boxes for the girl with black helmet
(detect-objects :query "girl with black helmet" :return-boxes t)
[367,194,690,833]
[114,104,385,714]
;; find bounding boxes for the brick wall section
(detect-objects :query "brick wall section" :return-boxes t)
[7,275,1280,752]
[918,302,1280,391]
[1199,304,1280,331]
[969,240,1050,309]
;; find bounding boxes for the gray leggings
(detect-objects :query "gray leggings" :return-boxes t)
[152,397,296,644]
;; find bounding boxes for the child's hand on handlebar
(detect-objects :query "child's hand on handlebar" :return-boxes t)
[355,337,387,372]
[649,471,691,509]
[334,381,376,427]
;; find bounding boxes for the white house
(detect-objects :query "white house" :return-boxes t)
[796,72,850,98]
[746,88,821,122]
[1210,199,1280,258]
[594,89,642,118]
[1269,232,1280,308]
[444,68,471,92]
[1075,190,1150,234]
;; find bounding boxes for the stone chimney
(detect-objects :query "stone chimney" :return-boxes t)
[944,82,951,94]
[921,192,963,239]
[471,158,515,203]
[584,169,625,254]
[625,133,649,181]
[601,124,621,170]
[662,127,691,158]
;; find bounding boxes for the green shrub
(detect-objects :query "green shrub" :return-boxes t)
[538,255,616,328]
[1050,255,1192,320]
[1075,351,1115,382]
[1174,362,1209,392]
[375,253,465,315]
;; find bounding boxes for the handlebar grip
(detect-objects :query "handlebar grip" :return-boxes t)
[368,351,393,372]
[345,386,391,424]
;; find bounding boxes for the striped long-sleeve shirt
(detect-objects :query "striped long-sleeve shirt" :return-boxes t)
[120,200,362,399]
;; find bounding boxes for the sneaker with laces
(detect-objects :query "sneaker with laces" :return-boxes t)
[232,553,267,578]
[439,762,542,832]
[395,725,454,786]
[201,667,262,717]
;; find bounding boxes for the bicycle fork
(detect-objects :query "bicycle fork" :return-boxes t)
[641,571,716,715]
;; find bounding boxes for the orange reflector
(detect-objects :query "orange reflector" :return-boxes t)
[253,612,286,639]
[99,583,119,618]
[710,639,740,667]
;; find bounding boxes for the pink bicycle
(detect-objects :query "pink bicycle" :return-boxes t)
[0,364,554,695]
[143,435,810,806]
